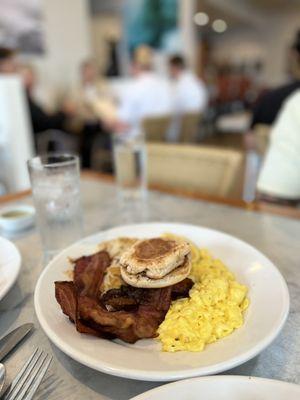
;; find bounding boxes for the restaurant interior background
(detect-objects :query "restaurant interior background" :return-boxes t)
[0,2,300,397]
[1,0,300,207]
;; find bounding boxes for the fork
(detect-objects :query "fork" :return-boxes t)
[2,348,52,400]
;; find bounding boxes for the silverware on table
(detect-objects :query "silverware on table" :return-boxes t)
[0,364,5,394]
[2,348,52,400]
[0,324,34,362]
[0,324,34,395]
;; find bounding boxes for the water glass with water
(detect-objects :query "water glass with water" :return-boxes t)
[28,154,83,261]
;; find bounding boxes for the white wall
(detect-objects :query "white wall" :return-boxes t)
[211,9,300,86]
[22,0,92,102]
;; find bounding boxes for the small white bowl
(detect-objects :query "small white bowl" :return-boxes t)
[0,205,35,232]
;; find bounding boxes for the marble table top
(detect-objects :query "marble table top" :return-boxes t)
[0,178,299,399]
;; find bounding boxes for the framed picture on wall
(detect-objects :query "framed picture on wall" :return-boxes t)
[0,0,45,54]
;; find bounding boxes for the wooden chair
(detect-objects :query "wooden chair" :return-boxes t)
[142,115,171,142]
[147,143,244,198]
[179,112,201,143]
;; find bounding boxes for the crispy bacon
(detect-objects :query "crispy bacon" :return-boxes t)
[73,251,110,297]
[56,251,111,336]
[55,281,77,323]
[101,286,141,311]
[55,281,103,336]
[78,286,172,343]
[55,250,193,344]
[101,278,193,311]
[171,278,194,300]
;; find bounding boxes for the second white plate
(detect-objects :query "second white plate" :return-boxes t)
[130,376,300,399]
[34,223,289,381]
[0,236,21,301]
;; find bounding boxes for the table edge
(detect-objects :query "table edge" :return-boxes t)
[1,170,299,220]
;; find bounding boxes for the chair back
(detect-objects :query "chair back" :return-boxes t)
[142,115,171,142]
[147,143,243,198]
[179,112,201,143]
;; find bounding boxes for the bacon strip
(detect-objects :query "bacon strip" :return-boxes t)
[78,286,172,343]
[55,250,192,344]
[55,281,103,336]
[55,250,111,337]
[73,251,111,297]
[101,278,193,311]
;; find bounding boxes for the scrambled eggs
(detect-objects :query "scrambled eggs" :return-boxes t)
[158,235,249,352]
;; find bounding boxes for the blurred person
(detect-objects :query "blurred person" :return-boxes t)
[166,54,207,141]
[19,64,76,138]
[256,90,300,206]
[168,54,207,113]
[69,59,116,126]
[0,47,18,73]
[250,30,300,128]
[67,59,116,168]
[117,45,171,129]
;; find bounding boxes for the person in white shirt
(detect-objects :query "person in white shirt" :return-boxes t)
[168,54,207,114]
[117,46,171,128]
[166,55,207,141]
[257,90,300,205]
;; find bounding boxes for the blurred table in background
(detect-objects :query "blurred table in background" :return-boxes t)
[216,111,251,134]
[203,111,251,151]
[0,174,300,399]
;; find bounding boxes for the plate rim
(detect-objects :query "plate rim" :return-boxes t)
[34,222,290,381]
[129,375,300,399]
[0,236,22,301]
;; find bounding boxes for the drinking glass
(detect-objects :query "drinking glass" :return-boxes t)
[113,128,147,201]
[28,153,83,261]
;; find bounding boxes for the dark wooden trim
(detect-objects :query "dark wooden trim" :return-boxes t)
[0,189,31,204]
[81,170,300,220]
[81,170,114,182]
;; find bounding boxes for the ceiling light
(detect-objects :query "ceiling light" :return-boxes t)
[194,12,209,26]
[212,19,227,33]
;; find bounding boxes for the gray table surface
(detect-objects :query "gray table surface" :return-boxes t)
[0,178,299,399]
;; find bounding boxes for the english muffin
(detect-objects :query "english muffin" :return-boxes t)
[98,237,138,292]
[120,237,191,288]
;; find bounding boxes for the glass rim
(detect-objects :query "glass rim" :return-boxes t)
[27,153,79,169]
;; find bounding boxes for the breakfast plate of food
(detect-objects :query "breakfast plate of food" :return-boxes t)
[0,236,21,301]
[130,376,300,399]
[34,222,289,381]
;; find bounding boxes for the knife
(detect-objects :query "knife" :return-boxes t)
[0,323,34,362]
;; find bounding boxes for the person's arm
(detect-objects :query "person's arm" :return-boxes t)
[256,91,300,205]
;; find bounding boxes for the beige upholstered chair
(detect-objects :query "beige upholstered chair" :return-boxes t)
[142,115,171,142]
[253,124,270,155]
[147,143,244,198]
[179,112,201,143]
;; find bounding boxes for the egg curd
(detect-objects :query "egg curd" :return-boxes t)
[158,236,249,352]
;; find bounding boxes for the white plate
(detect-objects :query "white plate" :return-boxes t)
[0,236,22,301]
[34,223,290,381]
[130,376,300,399]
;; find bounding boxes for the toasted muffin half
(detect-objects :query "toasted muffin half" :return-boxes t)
[120,237,191,288]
